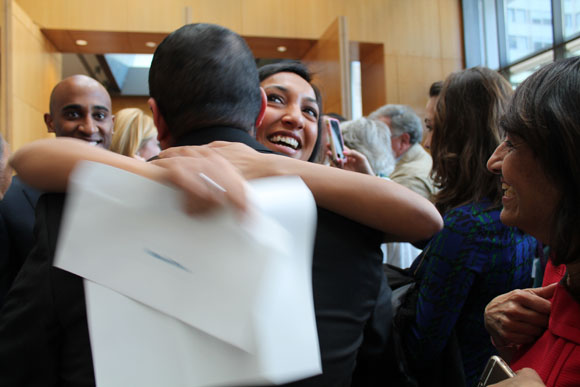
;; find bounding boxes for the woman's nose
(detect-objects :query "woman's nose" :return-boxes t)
[487,142,506,174]
[282,104,304,129]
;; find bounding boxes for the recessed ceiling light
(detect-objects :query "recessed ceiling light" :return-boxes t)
[277,46,287,53]
[145,41,157,48]
[75,39,88,46]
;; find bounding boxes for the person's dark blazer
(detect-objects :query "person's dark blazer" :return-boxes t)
[0,126,390,386]
[0,176,41,306]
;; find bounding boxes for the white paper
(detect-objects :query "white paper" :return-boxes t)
[54,161,320,386]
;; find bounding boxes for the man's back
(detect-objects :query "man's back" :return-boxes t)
[173,127,388,385]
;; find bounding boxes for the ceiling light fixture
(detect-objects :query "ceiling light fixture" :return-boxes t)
[277,46,287,53]
[75,39,88,46]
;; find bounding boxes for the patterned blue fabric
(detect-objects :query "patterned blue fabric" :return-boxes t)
[406,200,537,386]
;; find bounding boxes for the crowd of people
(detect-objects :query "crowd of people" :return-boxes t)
[0,21,578,387]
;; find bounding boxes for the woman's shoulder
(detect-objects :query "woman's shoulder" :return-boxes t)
[442,200,533,244]
[443,200,500,226]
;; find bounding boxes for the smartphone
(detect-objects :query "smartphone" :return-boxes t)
[325,117,345,163]
[477,355,516,386]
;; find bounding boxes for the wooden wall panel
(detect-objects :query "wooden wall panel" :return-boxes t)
[187,0,242,33]
[1,0,9,140]
[16,0,129,31]
[396,56,446,120]
[241,0,304,38]
[383,0,442,57]
[344,0,387,43]
[359,43,385,116]
[439,0,464,61]
[12,96,53,149]
[442,58,463,79]
[292,0,344,40]
[302,17,350,118]
[9,1,60,150]
[384,55,399,105]
[112,96,151,116]
[126,0,183,32]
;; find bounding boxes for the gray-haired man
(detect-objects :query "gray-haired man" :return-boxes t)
[369,104,435,199]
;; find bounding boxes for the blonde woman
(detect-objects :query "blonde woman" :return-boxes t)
[110,108,160,160]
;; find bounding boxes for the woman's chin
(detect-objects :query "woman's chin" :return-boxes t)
[499,209,518,227]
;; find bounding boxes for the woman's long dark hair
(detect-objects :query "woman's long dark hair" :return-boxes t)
[430,67,513,214]
[500,57,580,266]
[258,61,323,162]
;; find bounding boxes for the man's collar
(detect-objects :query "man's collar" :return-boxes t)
[173,126,273,154]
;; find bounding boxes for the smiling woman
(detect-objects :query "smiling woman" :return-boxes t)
[256,61,322,162]
[483,55,580,387]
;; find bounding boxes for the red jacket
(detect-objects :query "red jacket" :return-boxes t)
[511,264,580,386]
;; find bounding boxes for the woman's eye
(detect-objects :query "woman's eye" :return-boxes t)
[504,139,515,150]
[267,94,283,104]
[303,107,318,118]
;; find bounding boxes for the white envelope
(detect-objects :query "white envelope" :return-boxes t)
[54,161,320,386]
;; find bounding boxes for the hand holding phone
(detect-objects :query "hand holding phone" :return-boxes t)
[325,117,345,163]
[478,356,516,386]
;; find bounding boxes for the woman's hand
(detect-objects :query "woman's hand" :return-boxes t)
[489,368,544,387]
[159,141,273,181]
[484,283,556,350]
[340,147,375,175]
[153,146,247,215]
[327,145,375,176]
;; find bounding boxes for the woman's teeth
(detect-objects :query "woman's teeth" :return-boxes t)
[502,183,514,197]
[269,135,299,150]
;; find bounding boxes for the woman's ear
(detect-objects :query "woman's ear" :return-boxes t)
[148,97,171,149]
[255,87,267,129]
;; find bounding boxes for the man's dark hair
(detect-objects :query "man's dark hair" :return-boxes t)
[258,60,323,163]
[429,81,443,97]
[149,23,262,140]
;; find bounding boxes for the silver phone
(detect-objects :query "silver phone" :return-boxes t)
[477,355,516,386]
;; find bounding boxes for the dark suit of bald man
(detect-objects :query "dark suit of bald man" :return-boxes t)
[0,176,41,307]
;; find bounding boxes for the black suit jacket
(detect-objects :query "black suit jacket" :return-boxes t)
[0,126,391,386]
[0,176,41,306]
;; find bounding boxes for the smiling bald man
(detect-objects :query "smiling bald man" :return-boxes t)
[44,75,115,149]
[0,75,114,308]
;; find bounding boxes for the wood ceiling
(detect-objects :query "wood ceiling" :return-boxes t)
[41,29,317,59]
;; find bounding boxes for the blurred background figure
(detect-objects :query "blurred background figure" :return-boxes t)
[0,135,12,199]
[0,133,14,307]
[369,104,435,200]
[341,117,395,177]
[423,81,442,151]
[110,108,160,160]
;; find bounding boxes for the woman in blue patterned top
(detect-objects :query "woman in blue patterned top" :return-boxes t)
[404,67,538,386]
